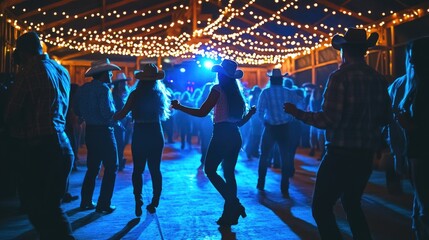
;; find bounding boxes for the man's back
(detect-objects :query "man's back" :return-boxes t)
[5,55,70,138]
[323,61,391,149]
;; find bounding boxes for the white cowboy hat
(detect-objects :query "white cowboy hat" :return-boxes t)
[111,72,131,84]
[267,69,288,78]
[331,28,379,51]
[211,59,244,79]
[85,58,121,77]
[134,63,165,80]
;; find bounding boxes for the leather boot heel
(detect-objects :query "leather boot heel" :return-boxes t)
[146,197,159,214]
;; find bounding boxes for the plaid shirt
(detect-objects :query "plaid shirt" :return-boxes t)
[5,54,70,138]
[296,61,392,150]
[258,85,304,125]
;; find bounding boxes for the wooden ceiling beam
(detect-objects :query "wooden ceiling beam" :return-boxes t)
[50,11,173,52]
[40,0,139,31]
[18,0,77,19]
[247,2,329,37]
[316,0,373,23]
[0,0,26,11]
[56,26,167,60]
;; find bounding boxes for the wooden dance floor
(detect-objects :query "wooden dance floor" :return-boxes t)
[0,142,414,240]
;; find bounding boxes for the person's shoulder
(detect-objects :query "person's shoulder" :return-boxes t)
[211,84,221,91]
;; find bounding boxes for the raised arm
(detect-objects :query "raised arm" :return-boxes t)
[237,105,256,127]
[171,88,219,117]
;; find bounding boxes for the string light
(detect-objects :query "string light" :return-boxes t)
[2,1,429,65]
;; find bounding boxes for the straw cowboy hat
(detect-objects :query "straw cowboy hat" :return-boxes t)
[111,72,131,84]
[331,28,379,51]
[85,58,121,77]
[211,59,244,79]
[134,63,165,81]
[267,69,288,78]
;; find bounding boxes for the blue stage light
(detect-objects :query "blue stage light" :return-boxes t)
[179,67,186,73]
[203,60,214,69]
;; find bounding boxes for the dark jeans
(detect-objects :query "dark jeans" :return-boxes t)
[81,126,118,208]
[204,122,241,204]
[312,146,373,240]
[17,132,74,240]
[114,125,126,169]
[131,122,164,199]
[258,122,295,190]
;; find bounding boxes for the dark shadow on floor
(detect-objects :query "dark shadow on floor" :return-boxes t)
[107,218,141,240]
[71,211,103,231]
[257,191,321,240]
[120,211,155,240]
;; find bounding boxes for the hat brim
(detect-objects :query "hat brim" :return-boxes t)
[211,65,244,79]
[267,73,289,77]
[134,70,165,81]
[331,32,379,50]
[85,64,121,77]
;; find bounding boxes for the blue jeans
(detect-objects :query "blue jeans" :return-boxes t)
[131,122,164,199]
[81,125,118,208]
[312,146,373,240]
[204,122,241,204]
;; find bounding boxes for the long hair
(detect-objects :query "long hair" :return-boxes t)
[217,73,245,119]
[134,80,171,121]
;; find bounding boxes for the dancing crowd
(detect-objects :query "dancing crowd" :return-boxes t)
[3,28,428,240]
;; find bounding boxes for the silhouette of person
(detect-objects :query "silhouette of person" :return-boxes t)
[4,31,75,239]
[284,28,392,240]
[396,36,429,239]
[256,69,304,197]
[114,64,171,216]
[75,58,120,214]
[171,59,256,227]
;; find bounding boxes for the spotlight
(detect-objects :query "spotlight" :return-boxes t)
[203,60,214,69]
[179,67,186,73]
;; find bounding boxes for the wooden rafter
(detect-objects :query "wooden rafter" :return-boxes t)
[248,2,330,37]
[39,0,139,31]
[316,0,373,23]
[50,10,174,52]
[18,0,77,19]
[236,16,289,51]
[57,24,167,60]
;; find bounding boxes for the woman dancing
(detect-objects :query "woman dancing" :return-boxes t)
[114,63,171,216]
[171,59,255,226]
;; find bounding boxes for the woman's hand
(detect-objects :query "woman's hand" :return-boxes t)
[284,102,298,116]
[171,99,181,110]
[249,105,257,115]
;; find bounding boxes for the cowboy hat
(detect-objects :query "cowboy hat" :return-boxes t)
[85,58,121,77]
[111,72,131,84]
[267,69,288,78]
[331,28,379,50]
[134,63,165,80]
[14,31,42,55]
[211,59,244,79]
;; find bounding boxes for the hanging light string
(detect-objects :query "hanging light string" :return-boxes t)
[2,0,428,64]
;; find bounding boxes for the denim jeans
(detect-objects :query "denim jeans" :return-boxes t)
[312,146,374,240]
[81,126,118,208]
[204,122,242,204]
[131,122,164,199]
